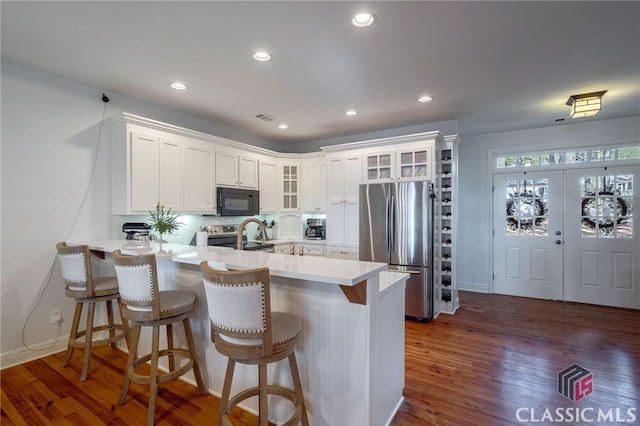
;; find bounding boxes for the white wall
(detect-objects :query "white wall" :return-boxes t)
[0,60,276,365]
[456,115,640,292]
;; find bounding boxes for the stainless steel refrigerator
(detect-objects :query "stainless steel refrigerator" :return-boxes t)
[359,181,434,320]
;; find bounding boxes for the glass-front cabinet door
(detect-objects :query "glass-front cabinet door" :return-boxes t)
[397,147,432,181]
[365,151,393,182]
[363,143,434,183]
[280,162,300,210]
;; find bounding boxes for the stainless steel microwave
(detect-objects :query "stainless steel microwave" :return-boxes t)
[217,187,260,216]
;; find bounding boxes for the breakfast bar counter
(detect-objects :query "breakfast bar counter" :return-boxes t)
[82,240,408,426]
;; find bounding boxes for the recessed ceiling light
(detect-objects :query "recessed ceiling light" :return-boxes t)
[352,12,376,27]
[253,51,272,62]
[278,123,289,129]
[418,95,433,103]
[170,82,187,90]
[345,110,358,116]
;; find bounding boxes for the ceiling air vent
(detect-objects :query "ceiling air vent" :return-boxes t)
[255,113,275,122]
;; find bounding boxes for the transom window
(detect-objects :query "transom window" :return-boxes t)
[496,145,640,169]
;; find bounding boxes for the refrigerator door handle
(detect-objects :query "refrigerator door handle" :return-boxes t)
[389,194,395,251]
[386,194,391,252]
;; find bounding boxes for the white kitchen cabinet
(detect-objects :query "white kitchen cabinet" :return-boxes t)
[183,141,216,213]
[301,156,327,212]
[113,129,184,214]
[128,132,159,212]
[278,160,301,211]
[299,244,325,257]
[325,246,359,260]
[326,153,362,249]
[215,150,258,189]
[258,157,278,213]
[274,242,295,255]
[158,138,184,211]
[363,142,435,183]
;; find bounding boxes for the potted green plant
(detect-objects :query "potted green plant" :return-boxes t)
[149,202,182,249]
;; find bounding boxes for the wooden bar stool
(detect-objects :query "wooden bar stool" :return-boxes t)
[56,242,129,381]
[113,250,207,425]
[200,263,309,426]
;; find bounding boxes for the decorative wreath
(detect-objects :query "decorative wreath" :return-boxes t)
[581,191,628,229]
[506,192,547,228]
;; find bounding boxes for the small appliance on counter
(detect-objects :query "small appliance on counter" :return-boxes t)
[305,219,326,240]
[122,222,152,240]
[190,224,275,252]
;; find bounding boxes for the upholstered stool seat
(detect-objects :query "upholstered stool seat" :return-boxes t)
[56,242,129,381]
[200,263,309,426]
[113,250,207,426]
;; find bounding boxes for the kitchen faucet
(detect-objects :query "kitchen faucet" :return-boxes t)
[237,218,268,250]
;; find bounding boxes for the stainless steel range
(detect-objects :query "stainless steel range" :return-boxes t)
[190,224,275,252]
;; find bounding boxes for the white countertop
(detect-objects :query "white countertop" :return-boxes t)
[84,240,387,287]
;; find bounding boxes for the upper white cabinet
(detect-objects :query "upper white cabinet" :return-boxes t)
[325,153,362,248]
[216,149,258,189]
[301,155,327,212]
[363,142,435,183]
[111,114,224,214]
[127,132,159,212]
[183,141,216,213]
[258,157,278,213]
[113,128,185,214]
[278,159,301,211]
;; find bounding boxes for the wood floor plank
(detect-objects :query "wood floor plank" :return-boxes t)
[2,291,638,425]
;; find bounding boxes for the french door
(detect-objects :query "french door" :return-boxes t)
[563,166,638,308]
[493,166,639,309]
[493,171,564,300]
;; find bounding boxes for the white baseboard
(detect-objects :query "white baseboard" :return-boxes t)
[457,281,488,293]
[1,336,68,370]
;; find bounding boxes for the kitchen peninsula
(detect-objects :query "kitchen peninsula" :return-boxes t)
[83,240,408,426]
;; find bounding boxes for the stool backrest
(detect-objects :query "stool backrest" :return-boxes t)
[112,250,161,319]
[56,242,96,297]
[200,262,273,358]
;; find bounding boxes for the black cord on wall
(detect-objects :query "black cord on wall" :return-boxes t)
[20,94,110,351]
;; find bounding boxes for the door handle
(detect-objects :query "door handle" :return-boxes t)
[555,240,562,245]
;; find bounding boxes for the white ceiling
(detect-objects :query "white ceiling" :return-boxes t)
[2,1,639,144]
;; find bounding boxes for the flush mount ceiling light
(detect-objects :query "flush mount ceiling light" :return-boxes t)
[278,123,289,129]
[170,82,187,90]
[352,12,376,27]
[566,90,607,118]
[345,110,358,116]
[418,95,433,103]
[253,50,272,62]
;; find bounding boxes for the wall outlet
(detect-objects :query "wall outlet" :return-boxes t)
[50,308,62,324]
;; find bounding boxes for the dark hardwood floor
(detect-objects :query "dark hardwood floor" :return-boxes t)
[2,291,638,425]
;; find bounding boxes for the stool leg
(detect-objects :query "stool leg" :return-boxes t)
[258,363,268,426]
[218,359,235,426]
[117,299,130,348]
[166,323,175,373]
[80,302,96,381]
[147,325,160,426]
[183,318,207,394]
[288,352,309,426]
[106,299,117,350]
[62,302,83,368]
[118,323,140,406]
